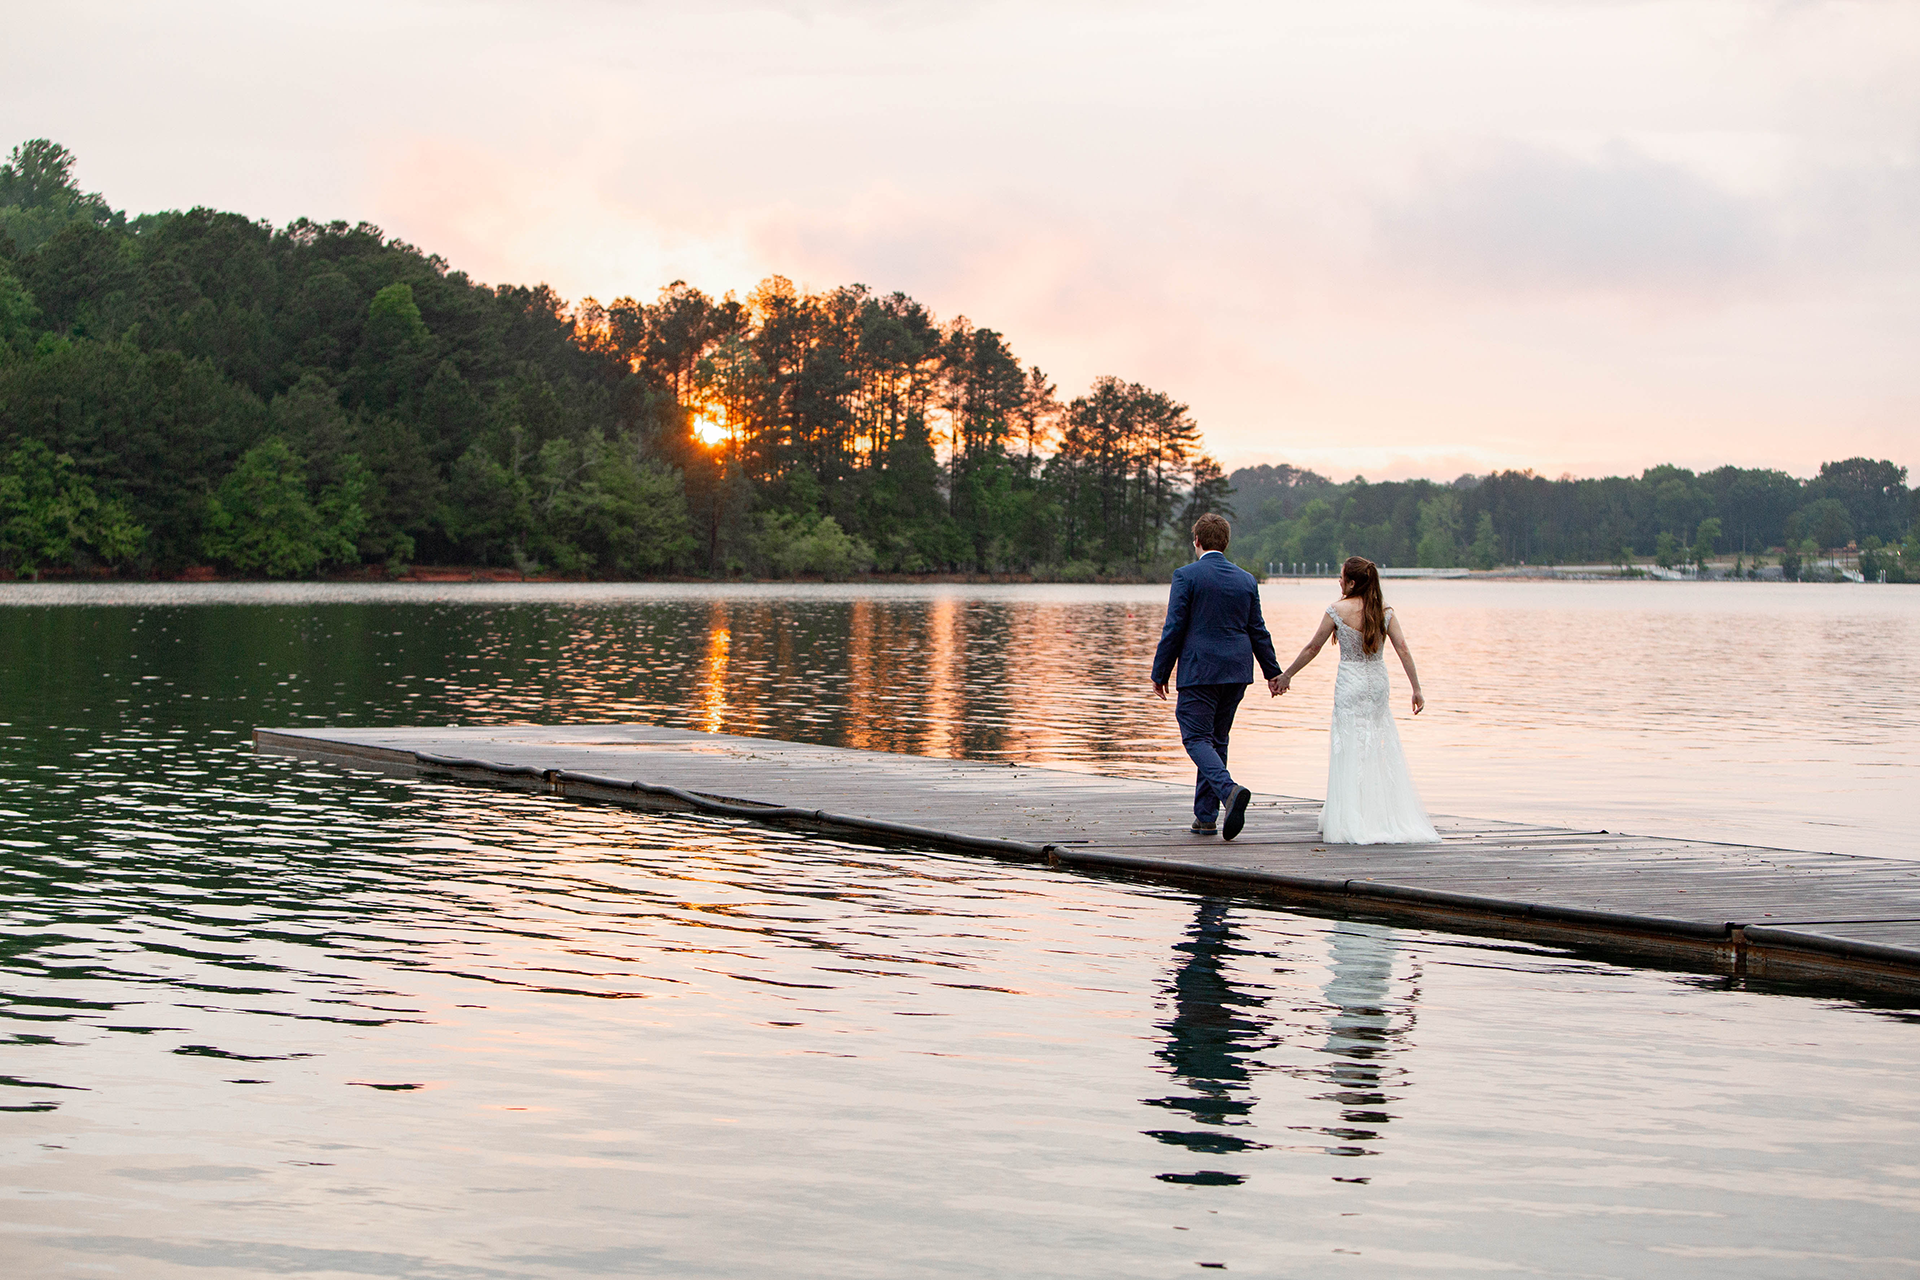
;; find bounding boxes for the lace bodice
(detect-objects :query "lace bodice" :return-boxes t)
[1327,605,1391,664]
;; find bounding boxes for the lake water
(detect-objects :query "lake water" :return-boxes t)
[2,580,1917,1277]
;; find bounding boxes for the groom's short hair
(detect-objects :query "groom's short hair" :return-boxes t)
[1192,513,1231,552]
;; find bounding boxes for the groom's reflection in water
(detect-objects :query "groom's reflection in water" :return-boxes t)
[1143,901,1275,1185]
[1143,903,1415,1186]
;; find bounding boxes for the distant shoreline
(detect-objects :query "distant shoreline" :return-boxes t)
[1,565,1902,595]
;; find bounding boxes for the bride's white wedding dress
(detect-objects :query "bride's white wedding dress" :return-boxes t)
[1319,606,1439,845]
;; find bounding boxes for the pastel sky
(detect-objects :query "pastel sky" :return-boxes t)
[6,0,1917,480]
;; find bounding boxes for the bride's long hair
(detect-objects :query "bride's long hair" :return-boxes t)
[1341,556,1386,654]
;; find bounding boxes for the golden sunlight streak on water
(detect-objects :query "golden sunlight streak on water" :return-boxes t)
[843,598,881,752]
[699,603,731,734]
[921,596,962,758]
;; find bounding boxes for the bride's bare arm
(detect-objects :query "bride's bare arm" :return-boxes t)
[1386,612,1426,714]
[1281,613,1338,683]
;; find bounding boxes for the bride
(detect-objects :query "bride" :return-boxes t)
[1276,556,1439,844]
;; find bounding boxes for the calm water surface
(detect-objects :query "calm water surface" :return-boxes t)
[10,578,1914,855]
[2,581,1917,1277]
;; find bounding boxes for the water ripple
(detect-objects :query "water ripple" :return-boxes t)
[1,585,1917,1276]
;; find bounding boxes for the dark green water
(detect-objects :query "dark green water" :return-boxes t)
[3,591,1918,1278]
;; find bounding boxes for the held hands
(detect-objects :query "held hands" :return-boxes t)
[1158,676,1293,699]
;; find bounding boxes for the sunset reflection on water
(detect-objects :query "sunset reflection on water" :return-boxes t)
[699,600,731,734]
[1,578,1912,856]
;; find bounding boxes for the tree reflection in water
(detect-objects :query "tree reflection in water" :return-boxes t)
[1143,903,1415,1186]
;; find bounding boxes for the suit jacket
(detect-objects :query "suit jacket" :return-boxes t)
[1151,552,1282,688]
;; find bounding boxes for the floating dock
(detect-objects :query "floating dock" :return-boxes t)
[255,724,1920,996]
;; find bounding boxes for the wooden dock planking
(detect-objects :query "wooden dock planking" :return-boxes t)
[253,722,1920,996]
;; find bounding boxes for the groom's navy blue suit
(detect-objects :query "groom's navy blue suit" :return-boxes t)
[1151,551,1282,824]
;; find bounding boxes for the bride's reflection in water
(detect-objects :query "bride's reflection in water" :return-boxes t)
[1143,904,1415,1186]
[1308,923,1416,1176]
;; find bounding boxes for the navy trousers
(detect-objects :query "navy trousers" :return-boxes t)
[1175,682,1246,822]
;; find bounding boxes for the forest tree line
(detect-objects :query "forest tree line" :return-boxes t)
[1227,457,1919,581]
[0,139,1225,581]
[1,138,1914,583]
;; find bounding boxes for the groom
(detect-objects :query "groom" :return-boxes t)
[1151,514,1285,841]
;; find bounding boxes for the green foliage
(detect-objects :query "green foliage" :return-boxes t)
[365,282,427,348]
[1416,491,1463,568]
[1048,377,1200,568]
[0,338,266,565]
[1777,537,1831,581]
[442,443,529,566]
[203,437,365,577]
[755,512,874,579]
[1892,532,1919,584]
[1693,516,1721,569]
[0,261,36,359]
[1180,454,1234,526]
[1228,461,1912,574]
[1861,533,1920,583]
[531,431,696,575]
[0,439,144,576]
[1654,531,1678,569]
[1807,457,1907,543]
[1797,498,1854,551]
[0,140,125,255]
[1469,512,1500,570]
[1239,494,1337,571]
